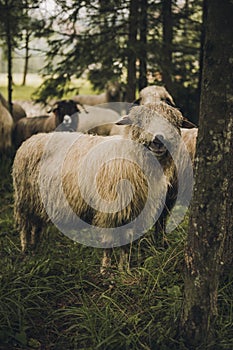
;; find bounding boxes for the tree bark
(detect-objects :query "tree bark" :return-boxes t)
[125,0,139,102]
[197,0,207,121]
[180,0,233,348]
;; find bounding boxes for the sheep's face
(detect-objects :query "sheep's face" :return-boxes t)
[53,100,80,125]
[136,128,174,161]
[125,103,183,160]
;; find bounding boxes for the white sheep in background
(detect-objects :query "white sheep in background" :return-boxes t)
[134,85,175,106]
[13,103,191,272]
[77,105,120,133]
[131,85,196,129]
[0,100,14,154]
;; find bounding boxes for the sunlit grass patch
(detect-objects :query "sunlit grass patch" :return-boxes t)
[0,73,94,101]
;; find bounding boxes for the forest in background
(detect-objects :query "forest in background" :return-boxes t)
[0,0,202,124]
[0,1,232,349]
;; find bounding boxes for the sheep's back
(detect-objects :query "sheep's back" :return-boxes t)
[77,106,120,132]
[73,93,106,106]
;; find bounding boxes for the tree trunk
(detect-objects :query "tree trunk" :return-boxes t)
[161,0,173,93]
[6,0,13,115]
[138,0,147,91]
[22,30,30,86]
[197,0,207,121]
[125,0,139,102]
[180,0,233,348]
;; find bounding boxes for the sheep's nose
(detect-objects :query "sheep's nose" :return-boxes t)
[151,138,163,149]
[148,134,167,157]
[63,115,72,124]
[155,134,165,142]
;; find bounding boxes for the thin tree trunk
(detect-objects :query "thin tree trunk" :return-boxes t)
[125,0,139,102]
[138,0,147,91]
[6,0,13,115]
[161,0,173,93]
[180,0,233,348]
[22,30,30,86]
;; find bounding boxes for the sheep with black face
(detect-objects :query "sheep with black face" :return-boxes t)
[13,100,80,148]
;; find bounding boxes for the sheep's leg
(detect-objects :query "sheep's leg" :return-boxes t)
[153,199,170,246]
[119,244,131,272]
[100,248,112,274]
[118,230,133,272]
[30,225,42,251]
[20,223,31,253]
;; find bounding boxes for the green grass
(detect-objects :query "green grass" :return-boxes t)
[0,158,232,350]
[0,73,94,101]
[0,85,40,101]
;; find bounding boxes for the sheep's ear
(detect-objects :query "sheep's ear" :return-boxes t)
[77,102,88,113]
[125,99,141,113]
[47,107,57,113]
[115,116,132,125]
[75,104,81,113]
[132,98,140,106]
[165,97,176,107]
[182,118,197,128]
[47,102,58,114]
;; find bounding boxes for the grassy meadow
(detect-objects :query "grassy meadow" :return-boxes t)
[0,73,93,100]
[0,81,232,349]
[1,158,232,350]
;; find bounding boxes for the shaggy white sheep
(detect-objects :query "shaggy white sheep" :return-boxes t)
[13,103,191,271]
